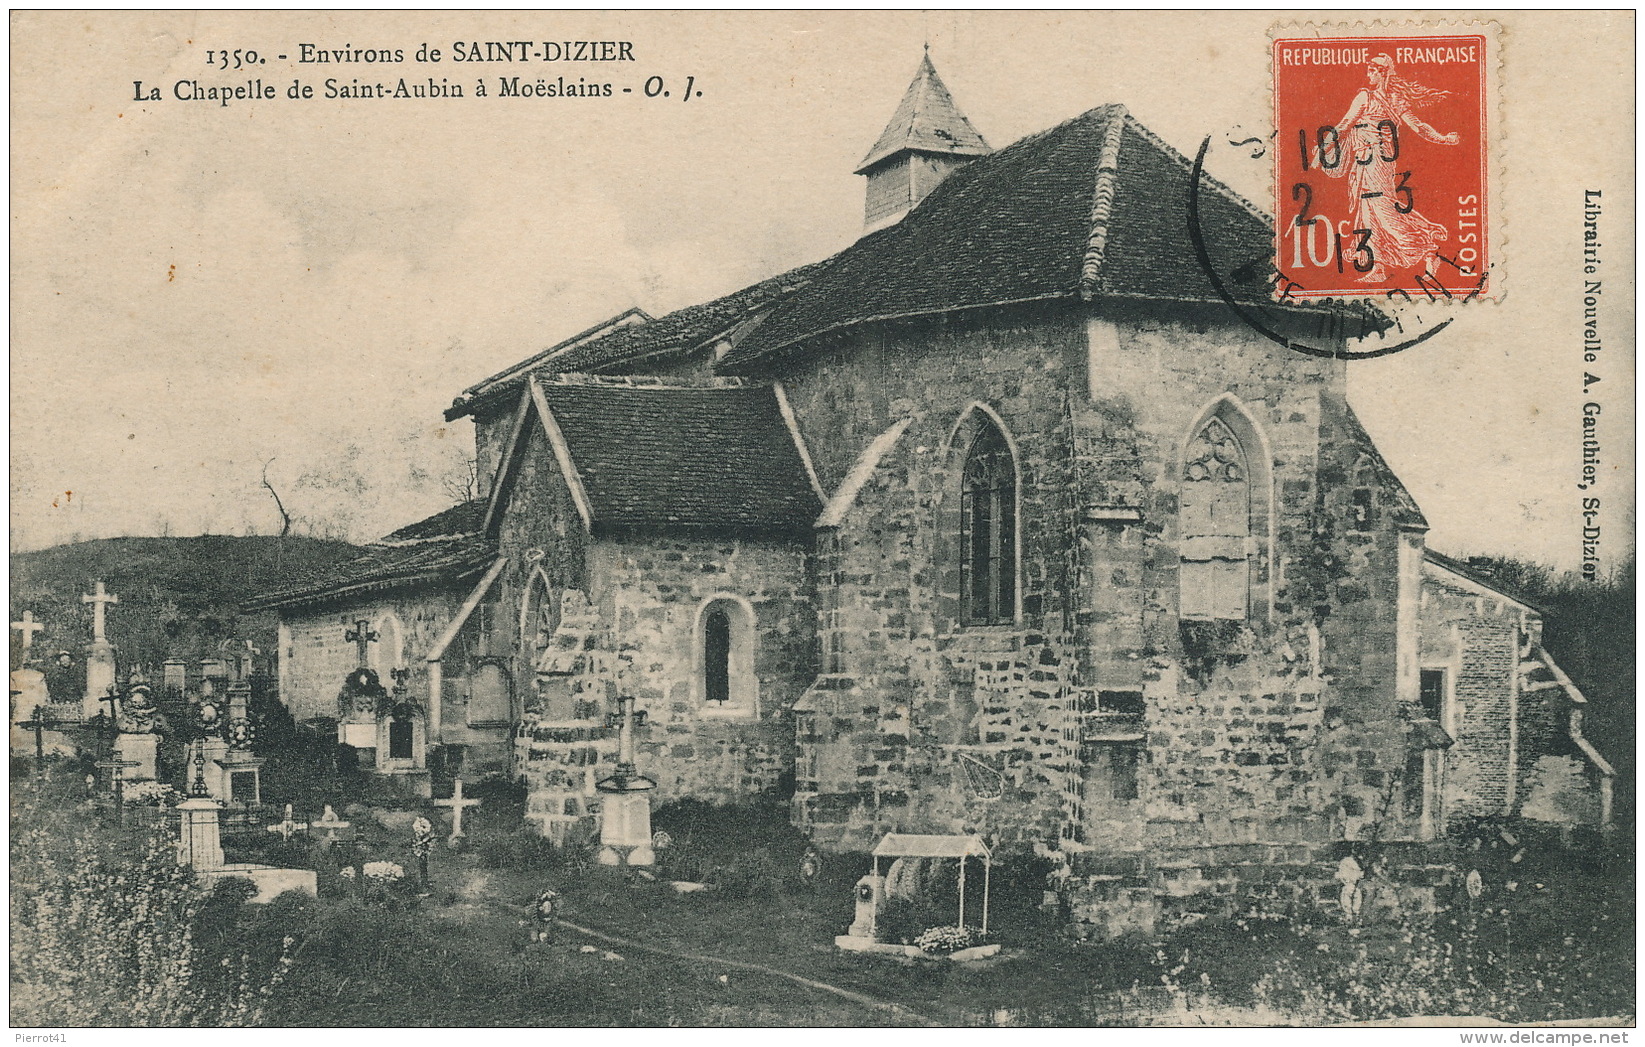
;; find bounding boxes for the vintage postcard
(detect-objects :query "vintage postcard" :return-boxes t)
[9,10,1634,1031]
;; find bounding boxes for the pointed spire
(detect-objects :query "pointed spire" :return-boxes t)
[855,53,990,175]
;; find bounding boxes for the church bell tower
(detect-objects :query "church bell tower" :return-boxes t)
[856,50,991,231]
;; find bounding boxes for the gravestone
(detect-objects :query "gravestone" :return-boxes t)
[177,796,226,870]
[217,675,265,805]
[10,668,49,734]
[80,582,119,721]
[114,679,160,781]
[596,694,655,866]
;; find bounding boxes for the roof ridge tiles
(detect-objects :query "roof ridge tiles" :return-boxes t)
[1079,104,1130,299]
[537,371,754,390]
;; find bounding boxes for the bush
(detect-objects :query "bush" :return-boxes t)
[476,829,560,871]
[10,825,294,1026]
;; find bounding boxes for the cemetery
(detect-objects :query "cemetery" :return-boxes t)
[8,579,1635,1027]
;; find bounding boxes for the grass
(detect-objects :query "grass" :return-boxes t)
[11,758,1636,1026]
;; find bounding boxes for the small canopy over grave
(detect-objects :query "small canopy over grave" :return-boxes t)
[872,833,990,860]
[871,832,992,935]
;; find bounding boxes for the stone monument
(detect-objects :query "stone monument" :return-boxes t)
[596,694,655,867]
[217,647,266,805]
[80,582,119,721]
[113,673,160,782]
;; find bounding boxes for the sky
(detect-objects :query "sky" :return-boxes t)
[11,11,1634,573]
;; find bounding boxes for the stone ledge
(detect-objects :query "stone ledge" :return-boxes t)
[834,936,1002,962]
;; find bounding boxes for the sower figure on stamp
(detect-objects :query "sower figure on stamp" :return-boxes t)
[1321,54,1460,283]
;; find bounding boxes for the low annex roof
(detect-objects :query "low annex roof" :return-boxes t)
[490,377,823,534]
[446,263,830,421]
[241,500,495,612]
[1423,549,1547,615]
[450,102,1374,405]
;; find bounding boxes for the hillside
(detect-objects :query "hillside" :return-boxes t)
[9,534,367,679]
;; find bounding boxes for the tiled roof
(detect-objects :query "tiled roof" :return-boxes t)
[722,105,1300,369]
[535,380,821,532]
[1330,397,1428,529]
[446,263,829,420]
[856,53,991,173]
[454,307,651,409]
[453,101,1378,398]
[379,499,488,544]
[241,500,496,612]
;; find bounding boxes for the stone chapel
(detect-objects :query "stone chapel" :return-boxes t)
[252,56,1612,874]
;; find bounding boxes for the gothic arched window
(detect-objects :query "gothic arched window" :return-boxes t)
[521,568,559,672]
[961,422,1017,625]
[1180,416,1251,621]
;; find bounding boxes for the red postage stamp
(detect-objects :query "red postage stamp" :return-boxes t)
[1272,30,1493,301]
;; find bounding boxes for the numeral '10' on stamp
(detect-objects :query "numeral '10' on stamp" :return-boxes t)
[1272,28,1494,301]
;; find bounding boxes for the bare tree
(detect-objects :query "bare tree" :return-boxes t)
[441,453,481,505]
[262,458,292,537]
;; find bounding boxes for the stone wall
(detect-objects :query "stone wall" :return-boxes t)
[781,304,1087,851]
[587,535,812,803]
[779,300,1422,857]
[279,591,457,727]
[1419,578,1522,820]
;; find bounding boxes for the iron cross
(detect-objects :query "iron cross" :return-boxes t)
[344,620,378,668]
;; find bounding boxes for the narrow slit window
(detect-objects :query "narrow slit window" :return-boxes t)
[704,607,731,704]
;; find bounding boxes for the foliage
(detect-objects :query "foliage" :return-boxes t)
[1147,855,1635,1025]
[10,782,295,1027]
[9,534,365,678]
[124,781,180,807]
[476,828,571,871]
[877,894,955,946]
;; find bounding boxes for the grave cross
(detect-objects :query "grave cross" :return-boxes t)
[94,754,140,826]
[12,610,44,650]
[344,620,378,668]
[434,778,483,842]
[221,639,260,683]
[18,704,72,773]
[267,804,309,841]
[98,686,121,726]
[81,582,119,643]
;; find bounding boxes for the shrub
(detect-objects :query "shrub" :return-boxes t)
[476,829,560,871]
[10,825,294,1026]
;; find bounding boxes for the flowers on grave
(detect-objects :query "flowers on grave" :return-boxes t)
[124,781,179,807]
[411,817,435,857]
[914,925,975,955]
[359,861,405,883]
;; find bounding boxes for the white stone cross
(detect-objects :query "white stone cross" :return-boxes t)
[81,582,119,643]
[11,611,44,650]
[267,803,309,841]
[434,778,483,841]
